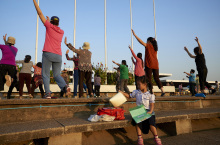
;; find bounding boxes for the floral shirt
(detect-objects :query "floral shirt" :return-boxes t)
[66,43,92,72]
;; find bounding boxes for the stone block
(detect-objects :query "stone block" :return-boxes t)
[48,132,82,145]
[175,119,192,135]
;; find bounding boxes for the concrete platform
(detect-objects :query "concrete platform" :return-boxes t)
[0,107,220,144]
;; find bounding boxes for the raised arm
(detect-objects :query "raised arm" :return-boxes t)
[3,34,8,45]
[129,45,138,60]
[64,37,80,54]
[131,57,135,64]
[33,0,46,24]
[112,61,120,66]
[65,50,73,61]
[184,72,191,76]
[132,29,147,47]
[195,37,202,54]
[184,47,196,58]
[16,60,24,64]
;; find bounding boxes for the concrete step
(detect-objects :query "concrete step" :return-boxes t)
[0,96,220,124]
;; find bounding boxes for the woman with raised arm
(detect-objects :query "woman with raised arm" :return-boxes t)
[33,0,70,99]
[132,29,165,96]
[129,45,145,89]
[0,34,18,98]
[64,37,93,98]
[184,37,216,95]
[112,60,130,94]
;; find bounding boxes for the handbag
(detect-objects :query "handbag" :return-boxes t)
[97,107,125,120]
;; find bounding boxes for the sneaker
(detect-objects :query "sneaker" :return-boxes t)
[161,92,165,97]
[43,93,51,99]
[154,137,162,145]
[137,137,144,145]
[5,75,12,87]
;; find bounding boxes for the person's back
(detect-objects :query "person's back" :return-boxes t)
[120,64,129,80]
[189,73,196,83]
[43,20,64,55]
[17,60,33,74]
[0,44,18,66]
[94,76,101,86]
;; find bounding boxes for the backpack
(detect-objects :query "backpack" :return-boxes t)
[97,107,125,120]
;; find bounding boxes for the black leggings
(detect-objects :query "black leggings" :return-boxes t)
[198,68,211,90]
[0,64,16,91]
[145,66,163,92]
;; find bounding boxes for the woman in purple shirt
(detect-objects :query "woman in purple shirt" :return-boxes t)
[0,34,18,95]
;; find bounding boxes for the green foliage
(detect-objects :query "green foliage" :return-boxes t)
[94,62,107,85]
[94,62,135,85]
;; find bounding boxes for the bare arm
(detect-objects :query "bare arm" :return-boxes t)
[3,34,8,45]
[33,0,46,24]
[119,91,130,98]
[195,37,202,54]
[148,103,154,114]
[129,45,138,60]
[184,47,196,58]
[131,57,135,64]
[184,72,191,76]
[65,50,73,60]
[112,61,120,66]
[64,37,80,54]
[132,29,147,47]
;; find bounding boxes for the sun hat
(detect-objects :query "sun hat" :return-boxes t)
[82,42,90,50]
[50,16,59,22]
[7,36,16,45]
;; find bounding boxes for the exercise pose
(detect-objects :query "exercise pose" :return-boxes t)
[33,0,70,99]
[132,29,165,96]
[184,37,216,95]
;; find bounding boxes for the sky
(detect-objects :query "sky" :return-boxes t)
[0,0,220,81]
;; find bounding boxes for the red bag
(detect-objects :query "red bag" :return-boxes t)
[97,107,125,120]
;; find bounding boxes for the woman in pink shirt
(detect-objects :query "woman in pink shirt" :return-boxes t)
[33,0,70,99]
[129,46,145,89]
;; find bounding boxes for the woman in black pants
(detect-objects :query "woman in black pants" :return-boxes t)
[184,37,216,95]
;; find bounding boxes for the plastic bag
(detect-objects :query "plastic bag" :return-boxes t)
[88,114,101,122]
[99,114,115,122]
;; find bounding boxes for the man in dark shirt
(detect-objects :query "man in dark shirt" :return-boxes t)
[184,37,216,95]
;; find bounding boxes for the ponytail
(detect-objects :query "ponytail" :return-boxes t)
[137,53,144,68]
[147,37,158,51]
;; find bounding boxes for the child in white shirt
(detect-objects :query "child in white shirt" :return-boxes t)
[121,77,162,145]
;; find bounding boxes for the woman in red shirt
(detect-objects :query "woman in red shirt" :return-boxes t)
[132,29,165,96]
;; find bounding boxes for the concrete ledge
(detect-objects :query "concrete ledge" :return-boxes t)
[0,96,219,105]
[0,119,64,144]
[0,108,220,144]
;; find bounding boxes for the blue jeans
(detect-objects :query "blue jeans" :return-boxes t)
[42,52,66,94]
[73,69,87,96]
